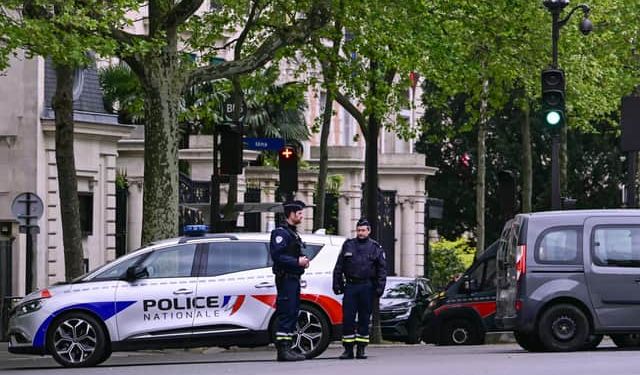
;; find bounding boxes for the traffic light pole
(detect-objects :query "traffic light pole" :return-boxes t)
[551,133,561,210]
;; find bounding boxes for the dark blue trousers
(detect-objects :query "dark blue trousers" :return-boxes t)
[275,275,301,341]
[342,281,374,344]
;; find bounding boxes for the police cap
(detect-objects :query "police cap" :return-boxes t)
[356,218,371,228]
[283,200,306,216]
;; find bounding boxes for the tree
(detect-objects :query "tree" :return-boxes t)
[1,0,136,280]
[107,0,331,244]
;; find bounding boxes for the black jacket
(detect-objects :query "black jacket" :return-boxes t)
[333,237,387,296]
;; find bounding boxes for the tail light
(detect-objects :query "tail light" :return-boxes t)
[516,245,526,281]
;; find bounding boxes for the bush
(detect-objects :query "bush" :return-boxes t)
[428,238,475,290]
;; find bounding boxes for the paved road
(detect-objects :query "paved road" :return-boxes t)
[2,340,640,375]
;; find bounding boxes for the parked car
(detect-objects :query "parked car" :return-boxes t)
[420,241,501,346]
[495,210,640,352]
[380,277,433,344]
[7,229,346,367]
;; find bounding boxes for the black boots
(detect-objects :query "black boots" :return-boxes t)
[276,341,305,362]
[356,344,367,359]
[339,343,354,359]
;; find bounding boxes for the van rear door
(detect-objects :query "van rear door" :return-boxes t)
[495,219,523,328]
[584,216,640,329]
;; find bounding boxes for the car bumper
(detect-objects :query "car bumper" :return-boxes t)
[380,319,410,341]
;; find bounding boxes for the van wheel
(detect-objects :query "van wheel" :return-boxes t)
[538,304,589,352]
[581,334,603,350]
[290,304,331,359]
[441,319,482,345]
[514,331,545,352]
[47,312,110,367]
[611,334,640,348]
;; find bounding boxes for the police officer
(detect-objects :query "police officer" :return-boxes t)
[332,218,387,359]
[270,200,310,362]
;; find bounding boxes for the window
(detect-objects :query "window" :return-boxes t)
[536,228,580,264]
[92,254,145,281]
[205,242,269,276]
[593,226,640,267]
[78,192,93,235]
[138,244,197,278]
[483,258,497,291]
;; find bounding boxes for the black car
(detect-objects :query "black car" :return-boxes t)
[380,277,433,344]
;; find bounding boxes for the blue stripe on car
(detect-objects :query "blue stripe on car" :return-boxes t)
[33,301,136,349]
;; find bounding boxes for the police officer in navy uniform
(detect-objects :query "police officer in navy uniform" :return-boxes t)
[270,200,310,361]
[333,218,387,359]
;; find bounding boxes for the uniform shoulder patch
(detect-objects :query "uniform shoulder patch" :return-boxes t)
[275,236,283,244]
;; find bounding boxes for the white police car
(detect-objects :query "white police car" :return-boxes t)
[7,228,345,367]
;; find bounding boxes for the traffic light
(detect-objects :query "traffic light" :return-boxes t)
[220,128,243,175]
[541,68,565,128]
[278,146,298,194]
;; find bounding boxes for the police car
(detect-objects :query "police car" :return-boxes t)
[7,228,345,367]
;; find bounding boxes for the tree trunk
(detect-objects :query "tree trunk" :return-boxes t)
[52,63,85,281]
[521,101,532,213]
[140,54,182,245]
[476,79,489,254]
[365,61,382,344]
[313,76,335,230]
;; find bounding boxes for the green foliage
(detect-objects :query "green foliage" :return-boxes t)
[99,64,145,124]
[428,238,475,290]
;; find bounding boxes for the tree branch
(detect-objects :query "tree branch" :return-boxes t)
[234,0,262,59]
[185,0,329,89]
[159,0,204,32]
[335,90,367,138]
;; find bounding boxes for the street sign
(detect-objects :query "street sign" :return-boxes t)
[221,96,247,123]
[11,192,43,226]
[244,137,285,151]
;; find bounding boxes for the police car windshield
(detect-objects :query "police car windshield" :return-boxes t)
[382,279,416,299]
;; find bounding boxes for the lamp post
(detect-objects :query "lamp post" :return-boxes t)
[542,0,592,210]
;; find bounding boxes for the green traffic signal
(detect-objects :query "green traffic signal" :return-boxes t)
[545,110,562,126]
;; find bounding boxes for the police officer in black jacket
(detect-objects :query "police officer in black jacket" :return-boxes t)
[270,200,310,361]
[333,218,387,359]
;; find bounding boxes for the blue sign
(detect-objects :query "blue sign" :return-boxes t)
[244,138,285,151]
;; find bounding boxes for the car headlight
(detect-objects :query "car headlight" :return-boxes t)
[12,299,45,317]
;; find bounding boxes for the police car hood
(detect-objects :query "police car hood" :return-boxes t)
[19,284,72,304]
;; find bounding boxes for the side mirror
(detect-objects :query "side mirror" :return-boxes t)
[462,275,478,293]
[125,265,147,281]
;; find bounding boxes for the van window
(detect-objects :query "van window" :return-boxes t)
[593,226,640,267]
[535,228,580,264]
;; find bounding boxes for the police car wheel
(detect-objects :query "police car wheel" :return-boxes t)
[47,311,109,367]
[441,319,481,345]
[291,304,330,359]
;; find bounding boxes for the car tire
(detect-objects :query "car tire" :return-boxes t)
[405,315,422,345]
[47,311,110,368]
[611,334,640,348]
[440,319,483,345]
[291,304,331,359]
[537,304,589,352]
[581,334,603,350]
[514,331,545,352]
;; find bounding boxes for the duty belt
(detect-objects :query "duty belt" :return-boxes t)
[346,276,369,284]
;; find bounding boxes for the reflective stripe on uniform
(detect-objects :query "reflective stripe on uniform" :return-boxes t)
[355,335,370,343]
[276,332,294,341]
[342,334,356,343]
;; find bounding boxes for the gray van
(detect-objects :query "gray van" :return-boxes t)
[495,210,640,352]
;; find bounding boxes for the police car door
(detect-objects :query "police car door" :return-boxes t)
[193,240,274,336]
[114,243,199,342]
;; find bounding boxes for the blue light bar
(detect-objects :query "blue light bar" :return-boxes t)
[183,224,209,236]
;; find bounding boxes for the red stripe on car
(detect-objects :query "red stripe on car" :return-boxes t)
[252,294,343,324]
[230,295,245,315]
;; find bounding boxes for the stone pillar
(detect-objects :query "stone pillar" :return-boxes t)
[127,179,143,251]
[401,197,416,277]
[338,190,362,238]
[262,180,277,232]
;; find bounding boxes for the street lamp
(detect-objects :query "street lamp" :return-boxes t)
[542,0,591,210]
